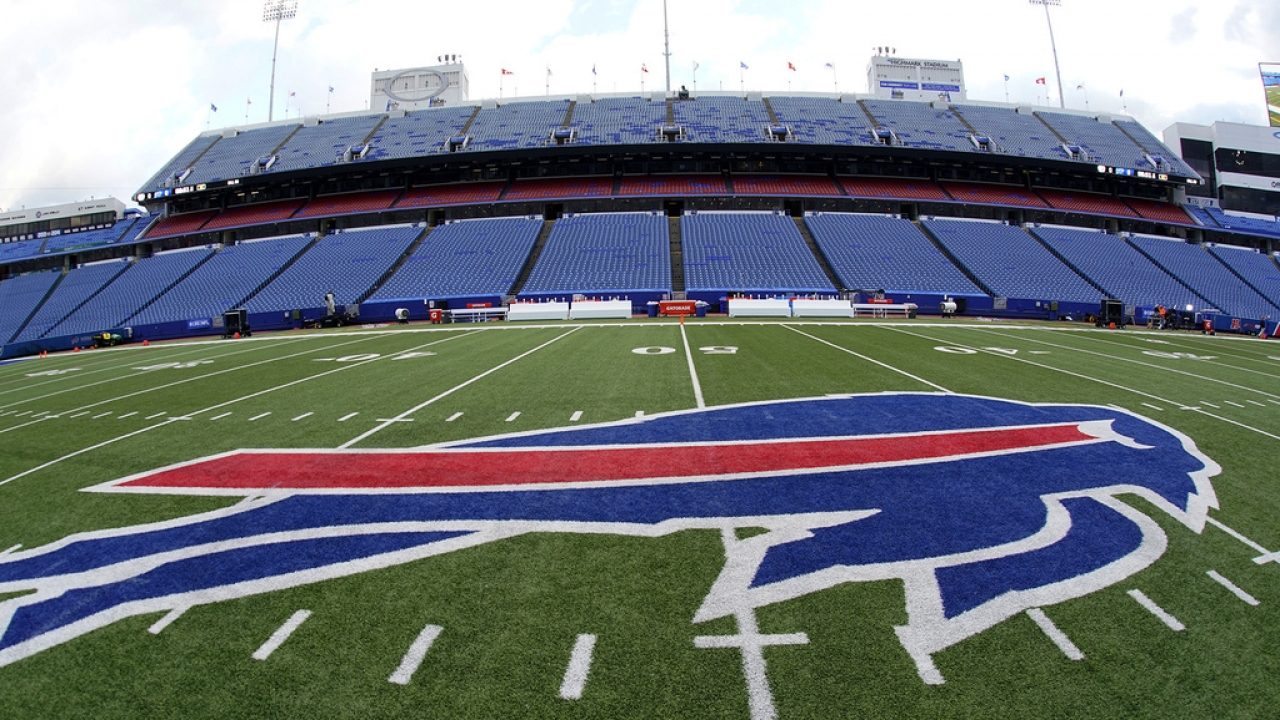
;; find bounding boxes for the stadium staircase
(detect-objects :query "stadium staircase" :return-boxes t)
[562,101,576,128]
[4,274,62,344]
[268,125,303,160]
[508,218,556,295]
[915,221,995,296]
[358,225,434,303]
[458,106,482,136]
[1123,237,1220,310]
[668,216,685,293]
[237,233,324,309]
[1027,229,1115,298]
[120,250,218,325]
[791,216,845,292]
[1033,113,1071,145]
[762,98,780,125]
[357,116,390,147]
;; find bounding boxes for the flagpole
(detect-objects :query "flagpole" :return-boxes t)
[693,62,698,91]
[1004,77,1009,103]
[740,65,744,94]
[662,0,671,93]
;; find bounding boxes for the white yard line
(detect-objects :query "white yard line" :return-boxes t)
[388,624,444,686]
[1026,608,1084,660]
[1127,590,1185,631]
[248,413,272,422]
[148,606,190,635]
[679,322,706,409]
[339,328,580,449]
[1206,570,1259,606]
[788,325,951,393]
[252,610,312,660]
[1141,403,1164,411]
[558,634,598,700]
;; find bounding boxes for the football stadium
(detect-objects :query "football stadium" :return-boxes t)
[3,2,1280,718]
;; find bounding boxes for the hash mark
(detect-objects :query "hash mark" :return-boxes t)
[559,634,597,700]
[69,411,90,418]
[13,411,31,417]
[148,606,190,635]
[445,412,463,422]
[337,412,359,422]
[388,624,444,686]
[145,412,167,420]
[570,410,583,422]
[292,412,314,422]
[1206,570,1259,606]
[252,610,311,660]
[1200,401,1219,408]
[1248,400,1267,407]
[1141,403,1164,412]
[1224,400,1245,408]
[92,412,112,419]
[1127,589,1184,631]
[210,412,233,421]
[117,412,137,419]
[505,412,521,422]
[1026,608,1084,660]
[248,412,271,422]
[635,411,645,418]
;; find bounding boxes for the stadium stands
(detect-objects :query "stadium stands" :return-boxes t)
[522,212,670,295]
[144,210,218,240]
[922,219,1100,302]
[1208,244,1280,306]
[1035,112,1150,169]
[1113,119,1201,177]
[0,239,48,264]
[671,96,772,143]
[1036,189,1139,217]
[862,100,975,153]
[682,211,834,293]
[466,99,571,151]
[0,272,60,343]
[365,106,476,162]
[46,248,215,338]
[840,177,950,200]
[243,225,422,313]
[768,97,876,146]
[1030,226,1202,310]
[183,124,300,187]
[130,235,313,326]
[270,115,386,174]
[1202,207,1280,238]
[395,182,506,209]
[940,182,1050,208]
[368,217,542,301]
[12,261,129,342]
[504,177,613,201]
[136,134,222,195]
[293,190,403,219]
[805,213,984,294]
[951,105,1067,159]
[40,217,138,256]
[1123,198,1193,225]
[202,200,305,232]
[618,175,727,196]
[734,175,841,196]
[1128,235,1278,319]
[568,96,666,145]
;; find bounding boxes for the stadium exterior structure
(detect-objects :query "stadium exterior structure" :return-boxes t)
[2,91,1280,358]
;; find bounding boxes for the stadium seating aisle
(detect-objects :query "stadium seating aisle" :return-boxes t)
[369,217,543,301]
[922,219,1100,303]
[1031,226,1201,310]
[862,100,975,153]
[12,261,130,342]
[1129,236,1280,319]
[805,213,983,295]
[0,272,61,344]
[951,105,1066,159]
[1208,244,1280,307]
[244,225,423,313]
[270,115,386,174]
[183,124,300,187]
[1035,111,1152,170]
[136,133,222,195]
[682,211,834,293]
[1112,119,1201,178]
[131,235,314,326]
[366,106,477,162]
[522,212,671,295]
[46,248,215,338]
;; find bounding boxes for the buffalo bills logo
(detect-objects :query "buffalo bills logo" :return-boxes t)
[0,393,1217,684]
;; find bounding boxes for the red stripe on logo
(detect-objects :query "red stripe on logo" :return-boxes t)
[119,424,1091,491]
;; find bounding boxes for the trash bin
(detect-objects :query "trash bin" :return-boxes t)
[695,301,708,318]
[647,301,659,318]
[906,303,917,319]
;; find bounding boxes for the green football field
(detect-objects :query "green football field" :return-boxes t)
[1,318,1279,719]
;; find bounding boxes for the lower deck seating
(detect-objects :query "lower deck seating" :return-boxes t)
[13,262,129,342]
[0,272,60,343]
[522,212,670,294]
[1208,244,1280,306]
[369,217,542,301]
[922,219,1099,302]
[1129,235,1278,319]
[1031,226,1200,309]
[244,225,422,313]
[682,211,834,293]
[806,213,983,294]
[47,248,215,337]
[131,235,314,326]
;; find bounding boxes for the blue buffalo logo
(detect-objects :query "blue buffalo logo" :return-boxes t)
[0,394,1217,683]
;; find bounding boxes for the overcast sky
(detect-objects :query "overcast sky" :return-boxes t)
[1,0,1277,212]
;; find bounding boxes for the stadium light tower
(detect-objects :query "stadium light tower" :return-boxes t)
[263,0,299,123]
[1030,0,1065,108]
[663,0,672,93]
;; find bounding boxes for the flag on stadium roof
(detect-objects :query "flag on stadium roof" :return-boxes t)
[501,68,514,75]
[825,62,835,70]
[693,61,700,71]
[741,61,749,70]
[328,86,334,93]
[1035,77,1046,85]
[547,66,552,76]
[592,64,597,75]
[1004,74,1010,81]
[210,103,217,112]
[788,62,796,71]
[642,63,649,73]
